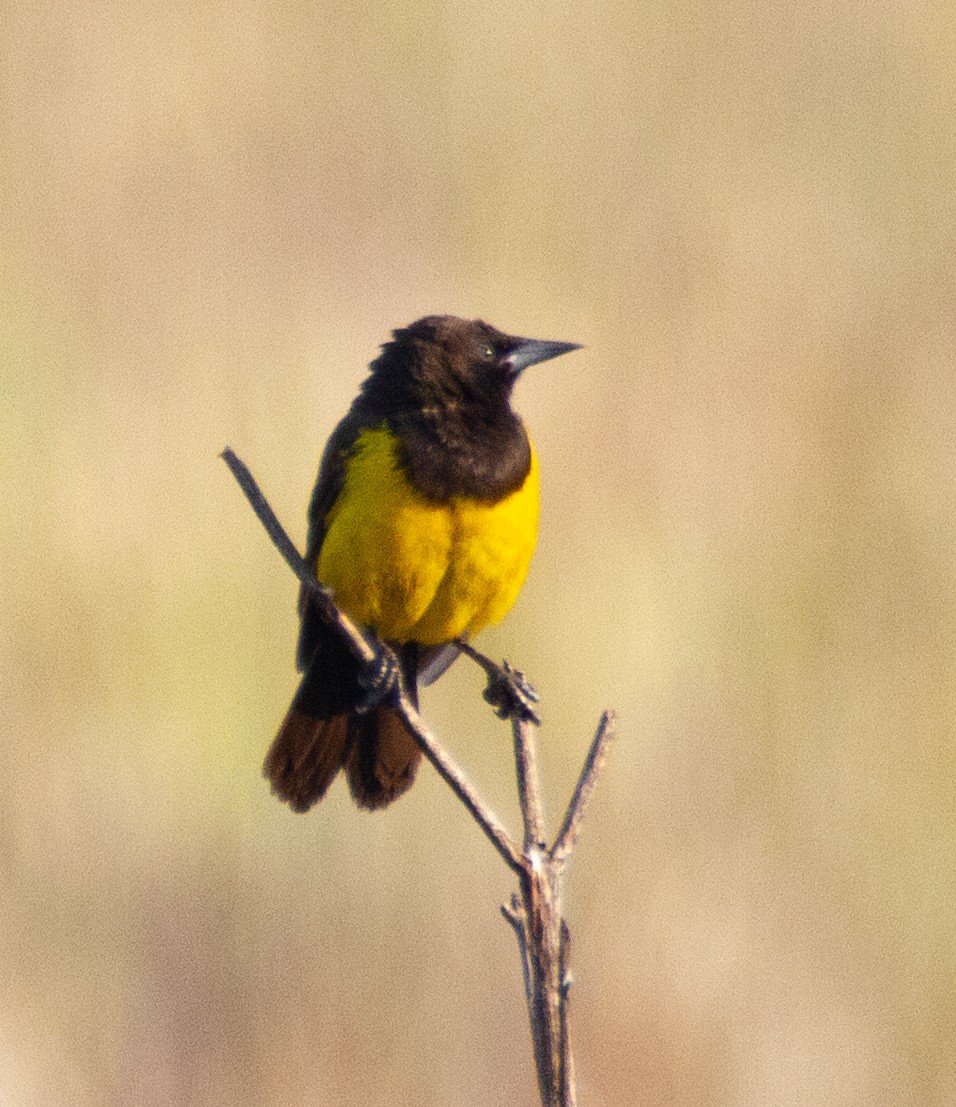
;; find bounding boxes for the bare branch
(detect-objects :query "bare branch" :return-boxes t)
[502,895,535,1039]
[513,715,547,852]
[551,710,617,866]
[224,446,618,1107]
[558,921,576,1107]
[396,689,523,873]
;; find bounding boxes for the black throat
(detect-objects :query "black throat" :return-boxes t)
[353,317,535,503]
[389,403,531,503]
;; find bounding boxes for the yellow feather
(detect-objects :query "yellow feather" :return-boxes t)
[317,426,539,645]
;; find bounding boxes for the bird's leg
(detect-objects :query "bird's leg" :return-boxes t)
[454,640,541,725]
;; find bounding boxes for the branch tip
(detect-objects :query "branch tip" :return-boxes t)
[551,709,617,865]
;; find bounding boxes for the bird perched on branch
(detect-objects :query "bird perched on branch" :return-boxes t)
[265,315,580,811]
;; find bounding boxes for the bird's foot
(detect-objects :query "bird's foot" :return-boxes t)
[355,646,400,712]
[482,659,541,725]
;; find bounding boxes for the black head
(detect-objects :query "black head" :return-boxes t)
[366,315,580,413]
[349,316,579,500]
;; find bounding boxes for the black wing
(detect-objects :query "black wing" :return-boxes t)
[295,411,365,671]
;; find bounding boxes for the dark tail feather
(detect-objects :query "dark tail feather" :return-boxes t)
[264,626,358,812]
[265,639,421,812]
[345,706,421,809]
[345,646,421,809]
[264,708,350,812]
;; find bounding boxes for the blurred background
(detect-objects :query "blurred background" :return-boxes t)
[2,1,954,1104]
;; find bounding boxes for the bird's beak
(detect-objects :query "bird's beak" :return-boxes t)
[504,337,582,375]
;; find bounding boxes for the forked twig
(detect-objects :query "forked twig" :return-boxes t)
[223,447,617,1107]
[551,711,617,865]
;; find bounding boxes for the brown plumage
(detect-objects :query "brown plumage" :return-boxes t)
[265,637,421,811]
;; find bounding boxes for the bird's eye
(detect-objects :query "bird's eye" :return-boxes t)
[482,345,495,360]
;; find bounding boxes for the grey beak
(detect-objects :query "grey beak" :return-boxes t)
[504,337,582,375]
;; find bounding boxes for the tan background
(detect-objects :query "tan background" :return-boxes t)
[2,2,955,1104]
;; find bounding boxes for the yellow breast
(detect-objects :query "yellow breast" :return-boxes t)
[316,426,539,645]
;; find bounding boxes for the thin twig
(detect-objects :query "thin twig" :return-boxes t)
[558,922,576,1107]
[550,710,618,866]
[502,895,535,1036]
[397,688,523,873]
[509,714,563,1105]
[513,715,547,852]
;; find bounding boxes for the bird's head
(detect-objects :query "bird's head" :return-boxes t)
[370,315,580,412]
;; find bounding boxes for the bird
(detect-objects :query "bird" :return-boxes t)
[264,315,580,812]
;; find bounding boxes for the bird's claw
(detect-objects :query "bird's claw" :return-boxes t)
[482,660,541,725]
[356,647,400,711]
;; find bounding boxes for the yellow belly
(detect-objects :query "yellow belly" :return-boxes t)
[316,426,539,645]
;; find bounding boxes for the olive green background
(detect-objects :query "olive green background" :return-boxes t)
[2,2,954,1104]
